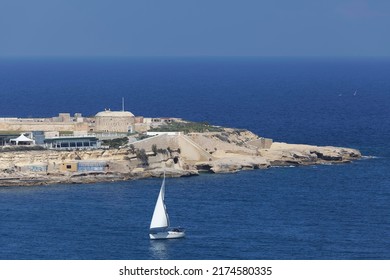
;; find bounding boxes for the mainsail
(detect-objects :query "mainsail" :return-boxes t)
[150,173,170,231]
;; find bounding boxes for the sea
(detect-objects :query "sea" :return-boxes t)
[0,57,389,260]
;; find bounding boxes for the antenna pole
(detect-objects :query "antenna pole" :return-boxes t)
[122,97,125,111]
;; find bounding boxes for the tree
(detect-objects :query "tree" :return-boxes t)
[129,144,135,154]
[152,144,157,156]
[136,149,149,166]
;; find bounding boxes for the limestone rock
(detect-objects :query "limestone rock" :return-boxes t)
[0,130,362,186]
[196,156,270,173]
[259,142,361,166]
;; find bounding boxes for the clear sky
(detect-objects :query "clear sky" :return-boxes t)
[0,0,389,57]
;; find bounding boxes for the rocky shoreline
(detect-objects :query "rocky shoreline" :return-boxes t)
[0,130,361,187]
[0,125,361,187]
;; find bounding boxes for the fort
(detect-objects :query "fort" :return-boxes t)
[0,110,361,186]
[0,110,139,134]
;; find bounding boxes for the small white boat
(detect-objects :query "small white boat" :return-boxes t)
[149,172,185,240]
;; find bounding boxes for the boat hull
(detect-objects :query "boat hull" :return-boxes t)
[149,230,185,240]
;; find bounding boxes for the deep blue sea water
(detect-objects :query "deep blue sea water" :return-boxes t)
[0,57,389,259]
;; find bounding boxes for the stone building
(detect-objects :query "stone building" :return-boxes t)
[95,109,135,133]
[0,113,88,132]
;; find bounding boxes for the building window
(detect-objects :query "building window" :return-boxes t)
[66,165,72,169]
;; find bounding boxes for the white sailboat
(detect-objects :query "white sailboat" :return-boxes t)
[149,172,185,240]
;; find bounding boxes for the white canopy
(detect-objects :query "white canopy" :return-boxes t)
[10,134,35,145]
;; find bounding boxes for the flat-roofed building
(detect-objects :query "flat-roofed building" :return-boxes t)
[44,136,100,150]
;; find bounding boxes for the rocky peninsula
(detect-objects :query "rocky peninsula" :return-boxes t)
[0,123,361,187]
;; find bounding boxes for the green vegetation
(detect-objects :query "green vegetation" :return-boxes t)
[129,144,136,154]
[59,131,74,136]
[102,137,129,149]
[150,144,170,155]
[152,144,158,155]
[149,121,223,133]
[232,129,247,134]
[136,148,149,166]
[0,146,46,152]
[0,131,25,135]
[137,134,151,141]
[214,133,230,143]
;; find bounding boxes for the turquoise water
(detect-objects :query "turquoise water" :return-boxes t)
[0,57,389,259]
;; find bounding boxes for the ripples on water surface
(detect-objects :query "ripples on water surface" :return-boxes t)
[0,57,389,259]
[1,157,389,259]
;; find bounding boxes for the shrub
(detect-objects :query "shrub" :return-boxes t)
[149,121,223,133]
[0,145,46,152]
[129,144,136,154]
[152,144,157,155]
[136,149,149,166]
[215,134,230,143]
[102,137,128,149]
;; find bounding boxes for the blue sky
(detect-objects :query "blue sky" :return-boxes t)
[0,0,389,57]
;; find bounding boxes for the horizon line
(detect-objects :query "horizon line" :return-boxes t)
[1,54,390,60]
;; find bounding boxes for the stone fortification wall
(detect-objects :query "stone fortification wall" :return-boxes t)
[95,116,134,132]
[131,134,212,162]
[131,135,180,152]
[246,138,273,149]
[177,135,212,162]
[0,121,88,132]
[0,149,129,170]
[188,133,256,155]
[0,133,362,186]
[95,110,135,133]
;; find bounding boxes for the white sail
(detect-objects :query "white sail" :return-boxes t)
[150,173,170,230]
